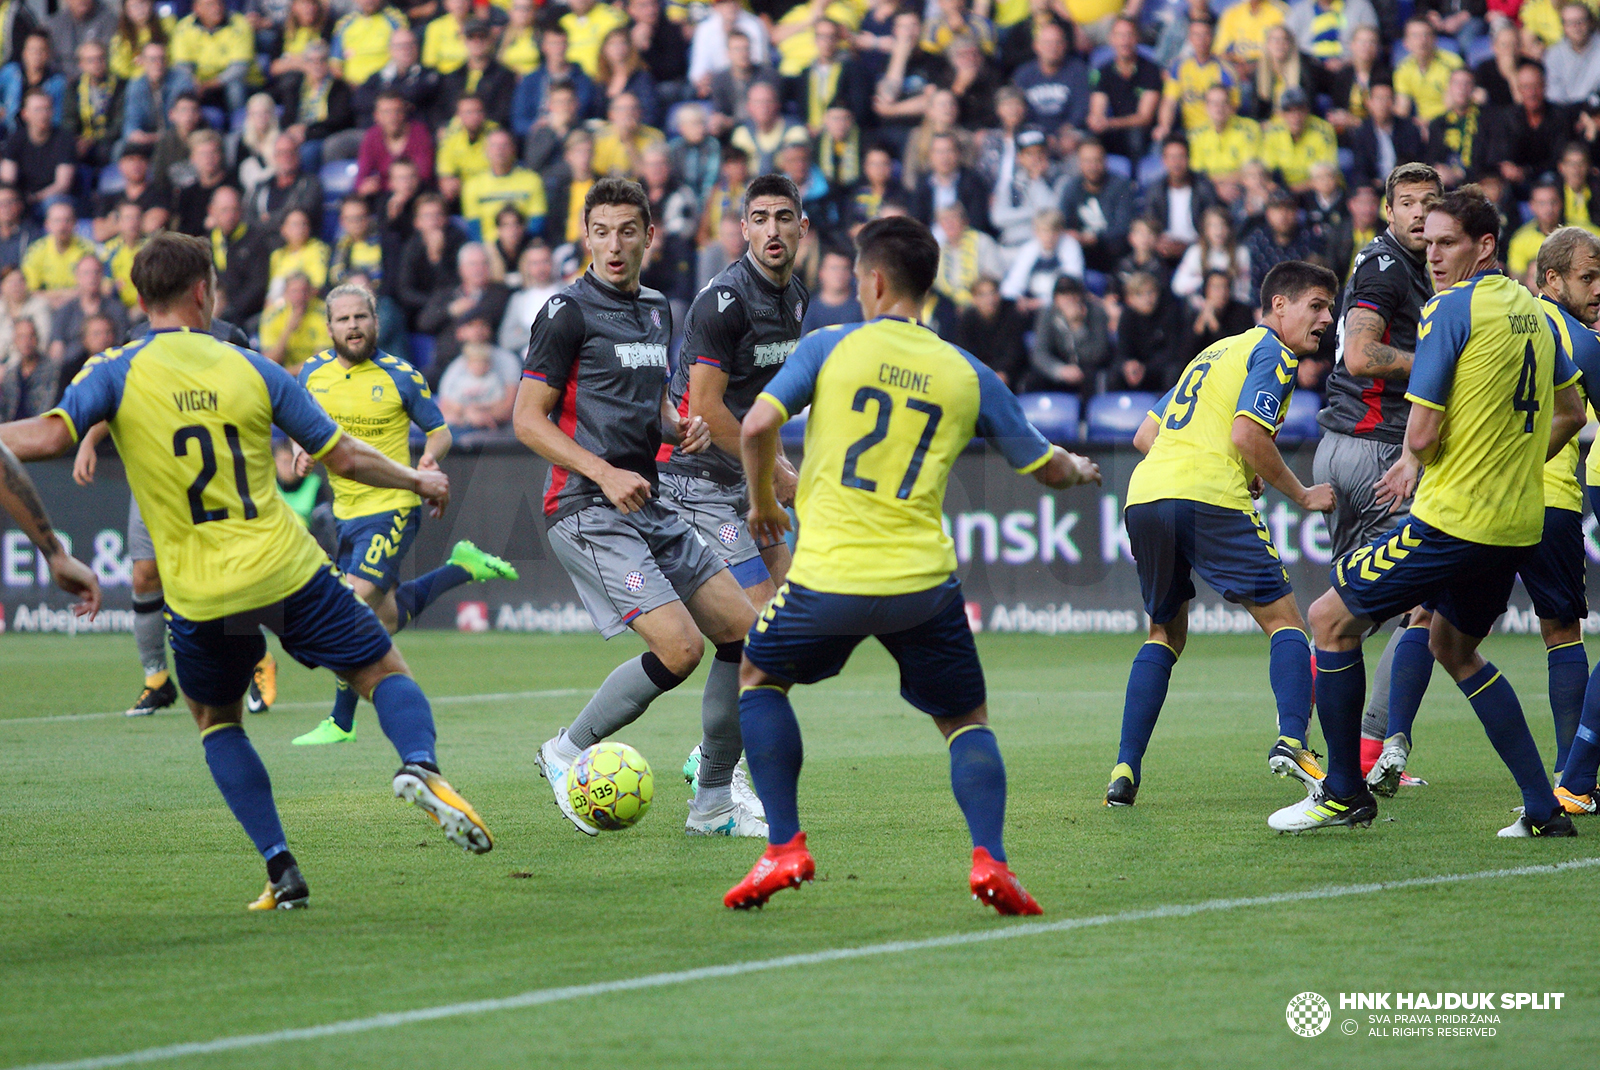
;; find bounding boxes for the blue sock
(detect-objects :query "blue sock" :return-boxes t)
[1384,626,1435,740]
[739,685,803,845]
[371,674,437,767]
[1547,641,1587,772]
[1116,642,1177,782]
[1560,662,1600,795]
[393,564,472,631]
[948,725,1007,861]
[1315,648,1366,799]
[1458,663,1556,823]
[1269,628,1313,746]
[202,724,289,862]
[330,677,358,732]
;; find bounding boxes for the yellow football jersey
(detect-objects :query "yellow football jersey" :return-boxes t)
[298,350,445,520]
[331,6,407,86]
[46,328,343,620]
[460,167,548,240]
[1128,325,1299,512]
[1162,56,1236,133]
[1188,116,1259,178]
[1407,273,1579,546]
[758,317,1052,596]
[1538,295,1591,511]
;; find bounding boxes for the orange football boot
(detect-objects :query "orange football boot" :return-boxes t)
[724,831,815,909]
[969,848,1043,916]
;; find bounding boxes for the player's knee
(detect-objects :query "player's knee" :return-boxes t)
[653,631,703,677]
[739,656,787,692]
[1307,590,1346,645]
[1541,618,1581,648]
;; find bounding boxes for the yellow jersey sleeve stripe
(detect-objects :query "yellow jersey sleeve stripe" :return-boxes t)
[1403,392,1448,412]
[757,391,790,423]
[1015,447,1053,475]
[1557,368,1583,391]
[41,407,79,443]
[309,427,344,460]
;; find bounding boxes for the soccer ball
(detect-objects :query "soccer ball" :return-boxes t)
[567,742,653,830]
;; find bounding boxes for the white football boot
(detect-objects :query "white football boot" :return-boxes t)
[683,743,766,820]
[535,729,597,836]
[686,796,769,837]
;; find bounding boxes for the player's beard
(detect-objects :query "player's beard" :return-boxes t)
[334,331,378,364]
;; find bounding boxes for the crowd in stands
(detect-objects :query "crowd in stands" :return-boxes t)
[0,0,1597,436]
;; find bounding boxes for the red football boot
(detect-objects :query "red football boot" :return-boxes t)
[724,832,815,909]
[969,848,1043,916]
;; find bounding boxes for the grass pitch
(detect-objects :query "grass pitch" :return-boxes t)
[1,631,1596,1069]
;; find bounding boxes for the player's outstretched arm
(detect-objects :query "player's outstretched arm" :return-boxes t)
[0,435,100,617]
[1132,412,1160,454]
[513,377,652,513]
[1341,307,1414,380]
[72,422,110,485]
[740,397,792,544]
[321,434,451,517]
[1231,416,1334,512]
[1549,383,1586,461]
[0,414,76,462]
[1031,444,1102,489]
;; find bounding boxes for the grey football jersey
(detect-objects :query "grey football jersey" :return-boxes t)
[522,270,673,523]
[661,254,809,485]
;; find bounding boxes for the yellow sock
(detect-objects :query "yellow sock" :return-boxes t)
[144,670,169,690]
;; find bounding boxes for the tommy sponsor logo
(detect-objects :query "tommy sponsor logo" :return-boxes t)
[624,570,645,592]
[717,522,740,546]
[615,343,668,368]
[717,290,735,313]
[753,339,795,367]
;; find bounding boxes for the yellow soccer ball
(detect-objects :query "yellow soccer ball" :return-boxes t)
[567,742,653,830]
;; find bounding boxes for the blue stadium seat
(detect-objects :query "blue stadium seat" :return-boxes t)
[1277,389,1324,442]
[1137,150,1165,191]
[201,105,226,133]
[230,106,249,133]
[98,164,124,194]
[1083,269,1108,296]
[1018,392,1081,443]
[1437,37,1462,56]
[1337,147,1355,175]
[1105,154,1132,179]
[1089,44,1113,67]
[408,332,436,371]
[321,204,340,243]
[780,411,807,450]
[74,219,95,241]
[1467,37,1494,67]
[320,158,358,200]
[1086,391,1160,442]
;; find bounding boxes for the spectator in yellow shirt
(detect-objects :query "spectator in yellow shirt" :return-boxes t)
[22,202,97,307]
[1216,0,1288,73]
[1507,180,1565,280]
[1394,17,1462,123]
[267,207,331,300]
[330,0,407,87]
[258,272,331,376]
[1258,86,1337,191]
[1155,16,1239,142]
[561,0,627,79]
[436,94,498,204]
[461,129,547,239]
[1188,83,1259,187]
[422,0,472,75]
[591,91,664,177]
[169,0,257,112]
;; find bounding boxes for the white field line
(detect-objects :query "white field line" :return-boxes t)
[0,688,1294,727]
[9,855,1599,1070]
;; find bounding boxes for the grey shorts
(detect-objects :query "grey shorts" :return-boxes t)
[548,500,727,639]
[657,472,783,590]
[1312,430,1413,559]
[127,495,155,561]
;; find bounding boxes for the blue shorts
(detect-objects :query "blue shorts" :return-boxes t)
[167,565,394,706]
[1519,507,1587,625]
[336,507,420,593]
[742,578,986,718]
[1125,499,1292,624]
[1330,516,1529,639]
